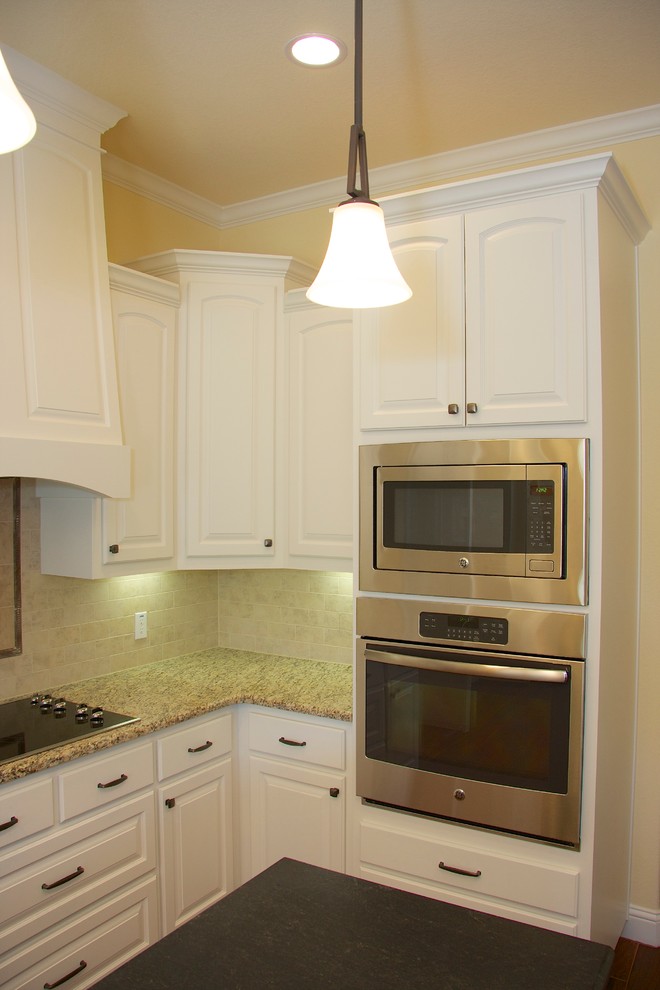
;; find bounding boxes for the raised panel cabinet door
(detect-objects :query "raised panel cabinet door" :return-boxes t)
[184,282,277,559]
[103,273,177,565]
[0,122,122,446]
[249,756,345,877]
[158,759,233,935]
[287,299,353,561]
[464,192,587,425]
[359,214,465,430]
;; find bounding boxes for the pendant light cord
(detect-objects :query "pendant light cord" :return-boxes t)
[345,0,373,203]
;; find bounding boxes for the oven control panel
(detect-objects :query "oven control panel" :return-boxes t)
[419,611,509,645]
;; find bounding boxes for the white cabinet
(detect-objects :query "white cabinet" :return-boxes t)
[38,266,178,578]
[0,739,158,989]
[128,250,348,571]
[285,290,353,567]
[156,712,234,934]
[0,47,130,497]
[358,810,581,936]
[246,710,346,878]
[359,190,587,431]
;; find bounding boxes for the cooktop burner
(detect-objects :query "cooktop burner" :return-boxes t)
[0,695,140,767]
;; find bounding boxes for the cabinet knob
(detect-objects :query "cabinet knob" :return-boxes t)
[466,402,478,414]
[165,797,176,809]
[447,403,460,415]
[329,787,340,798]
[108,544,120,554]
[264,538,273,548]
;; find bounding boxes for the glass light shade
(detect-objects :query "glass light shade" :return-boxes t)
[306,200,412,309]
[0,50,37,154]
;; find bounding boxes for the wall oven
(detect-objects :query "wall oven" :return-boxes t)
[359,437,588,605]
[356,597,586,847]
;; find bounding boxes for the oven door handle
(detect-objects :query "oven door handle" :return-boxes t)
[364,649,568,683]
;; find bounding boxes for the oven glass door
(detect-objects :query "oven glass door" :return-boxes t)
[364,644,576,795]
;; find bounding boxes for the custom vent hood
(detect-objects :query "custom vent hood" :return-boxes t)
[0,46,130,498]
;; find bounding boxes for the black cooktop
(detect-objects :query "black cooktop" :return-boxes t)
[0,695,139,767]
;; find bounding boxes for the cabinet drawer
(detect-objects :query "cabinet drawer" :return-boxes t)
[157,712,232,781]
[248,712,345,770]
[1,875,158,990]
[0,777,54,850]
[360,823,579,918]
[0,794,155,957]
[58,743,153,821]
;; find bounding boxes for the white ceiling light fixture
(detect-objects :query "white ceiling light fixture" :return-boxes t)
[306,0,411,310]
[0,47,36,154]
[287,34,347,67]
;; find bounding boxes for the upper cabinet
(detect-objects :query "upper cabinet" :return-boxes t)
[127,251,352,571]
[39,266,179,578]
[358,155,647,434]
[0,47,130,496]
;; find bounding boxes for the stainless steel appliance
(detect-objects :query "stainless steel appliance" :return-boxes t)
[359,437,588,605]
[356,597,586,847]
[0,694,139,767]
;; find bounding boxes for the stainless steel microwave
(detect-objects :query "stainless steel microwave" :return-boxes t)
[359,438,588,606]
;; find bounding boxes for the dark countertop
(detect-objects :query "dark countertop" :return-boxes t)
[0,650,353,783]
[91,859,613,990]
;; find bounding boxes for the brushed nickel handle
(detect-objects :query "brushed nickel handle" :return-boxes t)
[264,538,273,547]
[447,403,459,415]
[364,649,568,683]
[466,402,478,414]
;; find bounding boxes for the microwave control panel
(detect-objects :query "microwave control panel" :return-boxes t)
[527,481,555,552]
[419,611,509,645]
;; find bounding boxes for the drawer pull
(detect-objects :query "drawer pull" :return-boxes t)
[44,960,87,989]
[0,815,18,832]
[439,861,482,878]
[97,772,128,789]
[42,865,85,890]
[188,740,213,753]
[278,736,307,747]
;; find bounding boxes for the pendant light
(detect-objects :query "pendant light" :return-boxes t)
[306,0,411,309]
[0,48,36,154]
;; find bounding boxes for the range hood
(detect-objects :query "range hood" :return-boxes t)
[0,46,130,498]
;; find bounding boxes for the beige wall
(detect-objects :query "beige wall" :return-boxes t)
[102,134,658,918]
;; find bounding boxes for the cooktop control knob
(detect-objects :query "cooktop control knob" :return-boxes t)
[90,707,104,727]
[75,703,89,722]
[53,698,67,718]
[39,694,53,712]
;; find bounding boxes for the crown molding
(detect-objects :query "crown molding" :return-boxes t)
[102,103,660,230]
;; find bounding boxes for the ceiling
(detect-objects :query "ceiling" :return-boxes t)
[2,0,660,208]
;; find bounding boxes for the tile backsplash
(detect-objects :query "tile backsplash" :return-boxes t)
[216,569,353,664]
[0,482,353,702]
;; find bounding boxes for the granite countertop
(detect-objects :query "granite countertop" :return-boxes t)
[0,650,353,784]
[91,858,614,990]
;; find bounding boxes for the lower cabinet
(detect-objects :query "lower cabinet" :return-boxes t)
[246,710,346,877]
[156,712,234,935]
[357,807,581,936]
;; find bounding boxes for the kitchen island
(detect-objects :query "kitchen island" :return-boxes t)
[90,858,614,990]
[0,649,352,783]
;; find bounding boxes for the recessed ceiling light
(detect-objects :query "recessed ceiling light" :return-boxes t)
[286,34,347,67]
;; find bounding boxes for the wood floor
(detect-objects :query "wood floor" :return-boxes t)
[607,938,660,989]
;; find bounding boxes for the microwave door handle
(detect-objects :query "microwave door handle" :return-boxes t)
[363,649,568,684]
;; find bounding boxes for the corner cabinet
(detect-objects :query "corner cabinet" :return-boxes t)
[359,180,591,431]
[245,710,346,879]
[38,266,178,578]
[128,250,354,572]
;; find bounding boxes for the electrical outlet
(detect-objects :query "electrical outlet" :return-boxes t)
[134,611,147,640]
